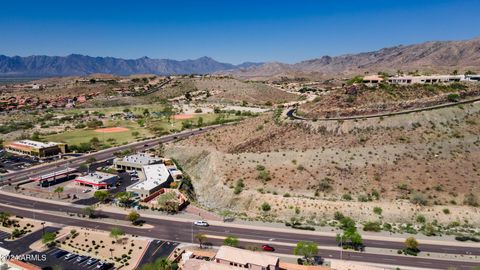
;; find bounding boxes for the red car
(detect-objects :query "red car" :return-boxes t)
[262,245,275,252]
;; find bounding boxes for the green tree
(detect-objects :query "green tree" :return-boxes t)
[0,212,10,226]
[109,227,125,243]
[195,233,207,248]
[53,186,64,198]
[197,117,204,127]
[223,236,239,247]
[127,211,140,225]
[83,206,96,218]
[140,257,175,270]
[42,232,56,245]
[293,241,318,262]
[93,190,110,203]
[115,191,134,207]
[89,137,101,149]
[405,237,419,251]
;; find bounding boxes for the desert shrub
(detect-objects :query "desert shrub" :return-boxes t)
[261,202,271,212]
[363,221,382,232]
[334,211,345,221]
[410,192,428,205]
[464,193,479,207]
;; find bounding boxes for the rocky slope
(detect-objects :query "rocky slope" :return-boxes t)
[227,37,480,79]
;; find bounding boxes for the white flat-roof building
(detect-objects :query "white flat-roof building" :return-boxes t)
[126,164,172,198]
[387,75,464,85]
[114,153,162,171]
[362,75,384,84]
[75,171,118,190]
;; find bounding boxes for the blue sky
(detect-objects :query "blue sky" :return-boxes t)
[0,0,479,64]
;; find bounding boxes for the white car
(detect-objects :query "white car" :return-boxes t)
[83,189,91,193]
[194,220,209,227]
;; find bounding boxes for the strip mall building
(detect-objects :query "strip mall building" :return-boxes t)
[4,140,67,158]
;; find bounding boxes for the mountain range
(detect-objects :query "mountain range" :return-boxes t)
[226,37,480,79]
[1,37,479,78]
[0,54,262,77]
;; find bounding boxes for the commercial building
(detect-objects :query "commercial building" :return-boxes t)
[214,246,280,270]
[4,140,67,158]
[113,153,162,171]
[74,171,119,190]
[30,167,77,187]
[126,164,172,198]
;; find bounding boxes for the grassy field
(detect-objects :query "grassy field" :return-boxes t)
[43,113,248,147]
[44,120,152,146]
[148,113,245,132]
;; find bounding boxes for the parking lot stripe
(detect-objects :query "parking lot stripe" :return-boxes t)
[46,248,59,255]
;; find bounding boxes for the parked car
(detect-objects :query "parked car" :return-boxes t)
[262,245,275,252]
[83,189,91,193]
[97,261,113,270]
[76,255,88,263]
[193,220,209,227]
[86,258,98,266]
[64,253,77,260]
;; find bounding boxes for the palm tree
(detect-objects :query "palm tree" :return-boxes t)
[0,212,11,226]
[53,186,64,199]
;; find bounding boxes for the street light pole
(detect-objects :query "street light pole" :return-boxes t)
[41,222,45,235]
[340,234,343,260]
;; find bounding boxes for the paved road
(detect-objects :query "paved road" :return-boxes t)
[0,195,479,270]
[286,96,480,121]
[0,225,59,255]
[1,125,219,184]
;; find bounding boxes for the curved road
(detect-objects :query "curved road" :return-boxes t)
[286,96,480,121]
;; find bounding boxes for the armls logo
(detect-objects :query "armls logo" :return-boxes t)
[1,254,47,262]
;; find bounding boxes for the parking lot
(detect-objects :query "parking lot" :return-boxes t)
[0,231,10,244]
[0,154,39,173]
[30,247,114,270]
[138,240,179,266]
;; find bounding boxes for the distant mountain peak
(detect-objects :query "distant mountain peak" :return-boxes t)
[0,54,261,77]
[225,37,480,78]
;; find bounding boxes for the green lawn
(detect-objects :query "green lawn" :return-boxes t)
[44,112,249,148]
[44,120,153,146]
[147,113,245,132]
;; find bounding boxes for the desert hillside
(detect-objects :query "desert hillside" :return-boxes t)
[150,77,299,104]
[227,37,480,79]
[166,103,480,226]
